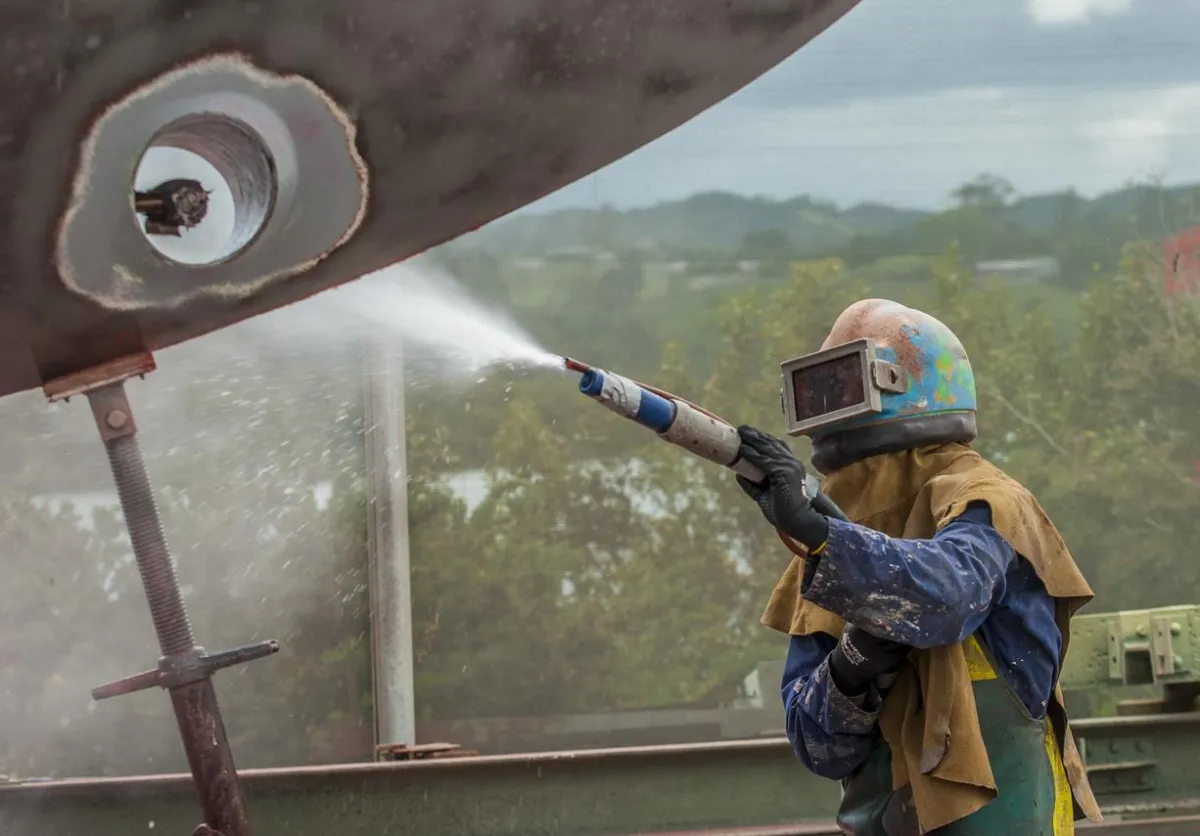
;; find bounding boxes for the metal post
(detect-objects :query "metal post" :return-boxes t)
[43,354,278,836]
[364,336,416,754]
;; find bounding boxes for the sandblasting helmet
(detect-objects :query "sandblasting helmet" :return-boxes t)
[779,299,978,472]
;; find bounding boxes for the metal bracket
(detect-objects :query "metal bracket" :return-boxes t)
[871,360,908,394]
[1109,616,1189,685]
[374,742,477,762]
[1151,615,1185,678]
[1110,621,1135,681]
[42,352,156,403]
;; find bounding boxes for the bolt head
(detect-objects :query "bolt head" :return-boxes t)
[106,409,129,430]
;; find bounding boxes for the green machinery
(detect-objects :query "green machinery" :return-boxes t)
[2,605,1199,835]
[1059,605,1200,818]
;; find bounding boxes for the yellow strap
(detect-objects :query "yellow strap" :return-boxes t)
[1045,717,1075,834]
[964,636,998,682]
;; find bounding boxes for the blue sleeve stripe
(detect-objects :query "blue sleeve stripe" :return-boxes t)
[635,389,676,433]
[578,369,676,432]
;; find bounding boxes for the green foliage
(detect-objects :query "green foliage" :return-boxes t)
[3,176,1200,782]
[405,239,1200,722]
[951,174,1016,212]
[738,228,799,272]
[0,343,373,778]
[465,179,1200,293]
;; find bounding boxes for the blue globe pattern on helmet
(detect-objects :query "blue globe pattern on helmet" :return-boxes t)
[809,299,977,438]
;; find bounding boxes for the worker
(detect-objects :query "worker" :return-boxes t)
[733,299,1102,835]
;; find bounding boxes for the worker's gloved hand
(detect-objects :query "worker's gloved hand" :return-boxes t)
[735,425,829,551]
[828,625,912,697]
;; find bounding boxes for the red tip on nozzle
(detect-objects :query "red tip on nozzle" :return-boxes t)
[563,357,591,374]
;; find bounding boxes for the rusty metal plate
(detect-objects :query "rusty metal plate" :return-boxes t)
[0,0,862,399]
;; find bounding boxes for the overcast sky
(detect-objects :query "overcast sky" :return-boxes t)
[142,0,1200,264]
[520,0,1200,213]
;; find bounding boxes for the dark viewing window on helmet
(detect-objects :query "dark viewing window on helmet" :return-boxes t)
[791,352,867,421]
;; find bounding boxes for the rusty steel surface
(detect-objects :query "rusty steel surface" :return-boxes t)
[0,0,863,399]
[168,681,253,836]
[41,351,157,402]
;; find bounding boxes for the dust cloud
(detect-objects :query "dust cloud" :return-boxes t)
[0,259,550,779]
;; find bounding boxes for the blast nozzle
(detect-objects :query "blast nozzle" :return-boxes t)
[563,356,592,374]
[564,356,849,523]
[567,359,763,482]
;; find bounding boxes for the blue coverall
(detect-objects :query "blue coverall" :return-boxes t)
[781,503,1062,779]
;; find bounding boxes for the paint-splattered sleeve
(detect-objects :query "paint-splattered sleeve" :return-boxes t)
[801,503,1013,649]
[781,632,882,780]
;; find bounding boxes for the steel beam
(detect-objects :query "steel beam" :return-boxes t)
[1,740,834,836]
[3,730,1200,836]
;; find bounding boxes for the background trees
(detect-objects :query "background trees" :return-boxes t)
[2,178,1198,777]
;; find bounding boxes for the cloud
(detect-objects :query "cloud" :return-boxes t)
[134,0,1199,235]
[1087,115,1171,174]
[731,0,1192,109]
[1026,0,1133,26]
[1084,86,1200,176]
[509,0,1200,214]
[144,79,1200,236]
[523,82,1200,213]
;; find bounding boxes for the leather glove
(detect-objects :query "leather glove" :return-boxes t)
[828,625,912,697]
[734,425,829,551]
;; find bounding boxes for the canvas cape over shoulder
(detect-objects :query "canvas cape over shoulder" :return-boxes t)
[761,443,1103,832]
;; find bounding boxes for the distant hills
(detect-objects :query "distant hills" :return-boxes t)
[468,192,926,256]
[464,181,1200,272]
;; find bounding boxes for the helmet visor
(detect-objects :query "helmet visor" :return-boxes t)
[780,338,892,437]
